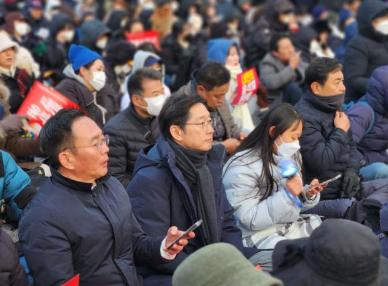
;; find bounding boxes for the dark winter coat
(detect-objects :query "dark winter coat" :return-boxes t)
[19,171,164,286]
[295,91,364,200]
[127,139,256,286]
[104,105,160,188]
[344,0,388,101]
[0,229,28,286]
[347,66,388,164]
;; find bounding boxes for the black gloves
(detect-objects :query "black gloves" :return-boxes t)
[341,168,361,198]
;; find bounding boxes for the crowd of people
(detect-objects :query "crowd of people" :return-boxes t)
[1,0,388,285]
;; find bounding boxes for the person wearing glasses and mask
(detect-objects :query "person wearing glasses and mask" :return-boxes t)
[104,68,167,187]
[56,44,110,127]
[19,109,194,286]
[127,94,258,286]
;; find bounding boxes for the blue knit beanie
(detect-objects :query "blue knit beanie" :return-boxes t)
[68,44,101,72]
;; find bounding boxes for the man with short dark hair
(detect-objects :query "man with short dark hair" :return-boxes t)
[260,33,308,106]
[296,57,362,215]
[104,68,167,187]
[173,62,243,154]
[19,109,193,286]
[127,94,257,286]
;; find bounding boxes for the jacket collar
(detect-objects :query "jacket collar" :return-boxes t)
[127,103,155,126]
[52,169,110,192]
[304,90,337,114]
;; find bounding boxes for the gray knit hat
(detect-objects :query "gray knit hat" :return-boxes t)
[172,243,283,286]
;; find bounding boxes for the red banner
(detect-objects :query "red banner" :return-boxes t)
[232,68,260,106]
[17,81,80,136]
[126,30,160,49]
[62,274,80,286]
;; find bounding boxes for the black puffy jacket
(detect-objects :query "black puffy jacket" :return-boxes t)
[104,105,160,188]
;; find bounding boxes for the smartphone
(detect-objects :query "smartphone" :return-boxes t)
[320,174,342,186]
[166,219,203,250]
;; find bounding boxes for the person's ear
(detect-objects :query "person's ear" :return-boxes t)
[79,66,89,78]
[58,150,76,170]
[269,126,276,138]
[196,84,207,98]
[310,82,321,95]
[169,125,184,142]
[131,94,146,108]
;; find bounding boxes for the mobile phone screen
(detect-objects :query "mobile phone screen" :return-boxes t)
[166,219,203,250]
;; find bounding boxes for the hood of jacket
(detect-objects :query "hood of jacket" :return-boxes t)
[265,0,295,29]
[79,19,111,49]
[49,12,72,38]
[207,38,237,65]
[357,0,388,40]
[364,65,388,115]
[63,64,88,87]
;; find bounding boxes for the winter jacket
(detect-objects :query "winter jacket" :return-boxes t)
[19,170,164,286]
[347,66,388,164]
[0,229,28,286]
[260,52,308,106]
[344,0,388,101]
[0,68,33,113]
[295,91,364,200]
[127,139,257,286]
[79,19,110,51]
[173,81,241,140]
[0,150,31,223]
[104,105,160,188]
[56,65,113,126]
[223,150,319,248]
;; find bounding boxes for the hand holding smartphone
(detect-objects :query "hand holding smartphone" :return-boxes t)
[166,219,202,250]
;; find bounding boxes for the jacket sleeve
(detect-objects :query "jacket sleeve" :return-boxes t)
[223,160,302,232]
[344,40,369,100]
[19,211,74,286]
[127,170,189,274]
[299,118,354,174]
[104,127,131,187]
[1,151,31,221]
[347,103,374,144]
[260,62,296,90]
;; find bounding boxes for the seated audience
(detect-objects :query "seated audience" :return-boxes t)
[173,62,244,155]
[104,68,166,187]
[223,103,323,270]
[19,109,193,285]
[127,95,257,286]
[260,33,308,107]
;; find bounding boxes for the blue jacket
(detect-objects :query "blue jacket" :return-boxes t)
[295,92,364,200]
[127,139,256,286]
[19,171,163,286]
[347,66,388,164]
[0,150,31,223]
[207,38,236,64]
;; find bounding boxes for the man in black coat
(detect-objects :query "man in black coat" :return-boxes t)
[344,0,388,101]
[295,57,364,216]
[104,68,167,187]
[19,109,193,286]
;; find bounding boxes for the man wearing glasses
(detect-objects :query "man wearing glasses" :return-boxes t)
[18,109,194,286]
[127,95,257,286]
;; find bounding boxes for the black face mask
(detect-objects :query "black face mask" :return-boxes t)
[315,93,345,110]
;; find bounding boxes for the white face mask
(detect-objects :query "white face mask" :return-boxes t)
[143,94,166,116]
[277,138,301,158]
[96,37,108,50]
[15,22,31,36]
[63,30,75,42]
[114,64,131,77]
[375,20,388,35]
[90,71,106,91]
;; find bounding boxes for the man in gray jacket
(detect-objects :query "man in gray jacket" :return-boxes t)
[173,62,243,155]
[260,33,308,107]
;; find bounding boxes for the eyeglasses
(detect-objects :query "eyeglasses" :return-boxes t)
[185,119,213,130]
[67,135,109,153]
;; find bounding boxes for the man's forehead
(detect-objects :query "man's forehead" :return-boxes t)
[188,103,210,119]
[71,117,102,139]
[328,70,344,79]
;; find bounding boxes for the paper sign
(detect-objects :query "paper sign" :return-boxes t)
[17,81,80,136]
[232,68,260,106]
[126,30,160,49]
[62,274,80,286]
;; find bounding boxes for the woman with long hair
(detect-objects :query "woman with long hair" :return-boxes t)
[223,103,324,270]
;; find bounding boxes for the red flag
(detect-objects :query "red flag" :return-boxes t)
[126,30,160,49]
[62,274,80,286]
[232,68,260,106]
[17,81,80,137]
